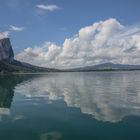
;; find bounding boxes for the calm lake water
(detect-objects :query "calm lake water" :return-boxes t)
[0,71,140,140]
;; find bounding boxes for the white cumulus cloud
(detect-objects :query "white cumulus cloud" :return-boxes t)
[36,4,60,12]
[16,18,140,69]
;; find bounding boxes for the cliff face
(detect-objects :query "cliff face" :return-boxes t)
[0,38,14,61]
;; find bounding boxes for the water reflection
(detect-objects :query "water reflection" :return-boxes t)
[0,75,38,119]
[40,131,62,140]
[14,72,140,123]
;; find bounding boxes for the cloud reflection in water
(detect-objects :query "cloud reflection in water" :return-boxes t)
[15,72,140,123]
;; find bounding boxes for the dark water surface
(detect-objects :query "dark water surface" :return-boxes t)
[0,71,140,140]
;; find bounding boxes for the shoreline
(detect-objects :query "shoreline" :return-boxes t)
[1,69,140,75]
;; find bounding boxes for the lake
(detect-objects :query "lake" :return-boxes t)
[0,71,140,140]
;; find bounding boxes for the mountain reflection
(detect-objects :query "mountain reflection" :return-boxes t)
[0,75,37,118]
[15,72,140,123]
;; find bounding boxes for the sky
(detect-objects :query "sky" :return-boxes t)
[0,0,140,68]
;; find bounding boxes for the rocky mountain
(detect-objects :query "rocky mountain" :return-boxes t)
[0,38,58,74]
[0,38,14,61]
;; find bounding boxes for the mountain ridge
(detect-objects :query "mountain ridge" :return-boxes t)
[0,38,58,74]
[62,62,140,71]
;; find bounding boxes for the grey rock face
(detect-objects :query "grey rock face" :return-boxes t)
[0,38,14,61]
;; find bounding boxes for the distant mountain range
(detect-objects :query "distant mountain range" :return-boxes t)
[64,63,140,71]
[1,38,140,74]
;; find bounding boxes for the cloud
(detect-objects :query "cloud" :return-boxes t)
[0,31,10,40]
[10,25,24,31]
[16,18,140,68]
[36,4,60,12]
[0,25,24,39]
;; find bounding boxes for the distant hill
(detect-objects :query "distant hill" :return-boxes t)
[63,63,140,71]
[0,38,58,74]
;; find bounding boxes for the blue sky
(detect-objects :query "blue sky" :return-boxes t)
[0,0,140,52]
[0,0,140,68]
